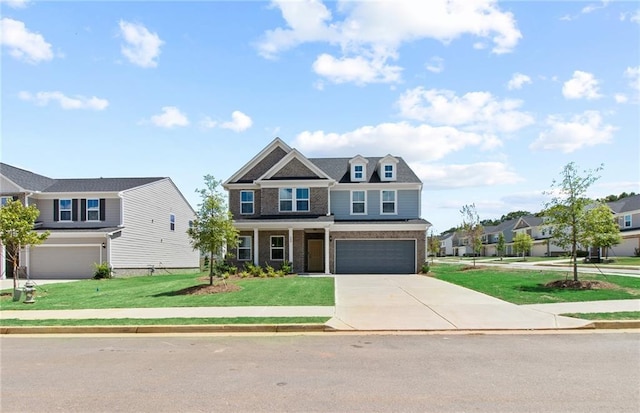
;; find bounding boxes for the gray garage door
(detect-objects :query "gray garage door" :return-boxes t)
[335,240,416,274]
[30,246,101,279]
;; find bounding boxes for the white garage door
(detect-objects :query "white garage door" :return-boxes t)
[30,246,101,279]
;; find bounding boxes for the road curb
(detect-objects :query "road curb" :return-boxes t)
[588,320,640,330]
[0,324,331,335]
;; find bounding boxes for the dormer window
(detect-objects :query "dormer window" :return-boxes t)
[378,155,399,182]
[349,155,368,182]
[354,165,364,180]
[383,164,395,180]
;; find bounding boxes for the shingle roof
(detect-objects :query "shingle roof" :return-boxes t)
[309,157,421,184]
[607,194,640,214]
[0,162,56,191]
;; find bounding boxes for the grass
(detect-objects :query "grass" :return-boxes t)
[578,257,640,267]
[430,264,640,305]
[0,316,330,326]
[0,273,335,311]
[560,312,640,320]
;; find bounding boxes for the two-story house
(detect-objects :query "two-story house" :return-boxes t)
[607,194,640,256]
[222,138,430,274]
[0,163,199,279]
[511,215,566,257]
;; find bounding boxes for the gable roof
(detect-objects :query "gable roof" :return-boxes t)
[223,138,291,185]
[258,149,333,182]
[607,194,640,214]
[0,162,56,192]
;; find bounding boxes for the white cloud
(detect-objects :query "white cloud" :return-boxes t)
[396,87,534,133]
[411,162,523,189]
[221,111,253,132]
[118,20,163,68]
[562,70,602,100]
[257,0,521,85]
[507,72,531,90]
[614,94,628,104]
[0,18,53,63]
[1,0,29,8]
[149,106,189,128]
[561,1,610,21]
[18,91,108,110]
[530,111,616,153]
[293,121,497,163]
[624,66,640,92]
[425,56,444,73]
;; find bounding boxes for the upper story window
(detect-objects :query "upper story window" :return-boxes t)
[379,155,399,182]
[349,156,368,182]
[59,199,72,221]
[240,191,254,215]
[279,187,309,212]
[381,190,396,214]
[624,215,632,228]
[170,213,176,231]
[351,190,366,215]
[270,235,285,260]
[383,164,395,180]
[86,199,100,221]
[354,165,364,180]
[238,236,252,261]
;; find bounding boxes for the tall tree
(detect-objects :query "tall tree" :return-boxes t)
[459,204,483,267]
[543,162,603,281]
[512,232,533,260]
[496,232,506,260]
[187,175,239,285]
[0,200,50,294]
[582,203,622,260]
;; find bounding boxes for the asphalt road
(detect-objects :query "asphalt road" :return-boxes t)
[2,332,639,412]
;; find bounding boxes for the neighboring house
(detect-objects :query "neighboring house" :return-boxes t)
[439,232,457,256]
[222,138,430,274]
[607,194,640,257]
[0,163,199,279]
[511,215,565,257]
[481,219,518,257]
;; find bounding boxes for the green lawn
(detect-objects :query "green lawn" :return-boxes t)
[0,273,335,310]
[430,264,640,305]
[560,312,640,320]
[0,316,330,326]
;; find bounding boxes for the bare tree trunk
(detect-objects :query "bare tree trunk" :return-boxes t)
[209,251,214,286]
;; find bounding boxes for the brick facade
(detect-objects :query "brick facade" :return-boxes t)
[260,187,328,216]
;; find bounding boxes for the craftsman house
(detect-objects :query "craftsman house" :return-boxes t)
[0,163,199,279]
[222,138,430,274]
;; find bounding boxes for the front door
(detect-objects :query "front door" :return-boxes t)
[307,239,324,272]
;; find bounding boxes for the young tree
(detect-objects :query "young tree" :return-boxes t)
[543,162,603,281]
[427,231,441,262]
[187,175,239,286]
[0,200,49,294]
[512,232,533,260]
[496,232,506,260]
[459,204,483,267]
[582,203,622,260]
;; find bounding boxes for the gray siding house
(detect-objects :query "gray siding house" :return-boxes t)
[0,163,199,279]
[607,194,640,257]
[223,138,431,274]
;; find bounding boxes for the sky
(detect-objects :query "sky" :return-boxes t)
[1,0,639,233]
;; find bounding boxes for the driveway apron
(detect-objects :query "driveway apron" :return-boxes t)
[327,275,591,331]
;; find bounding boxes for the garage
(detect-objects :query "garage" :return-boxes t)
[335,239,416,274]
[30,246,102,279]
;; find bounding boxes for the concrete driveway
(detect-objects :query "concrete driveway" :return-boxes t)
[327,275,591,331]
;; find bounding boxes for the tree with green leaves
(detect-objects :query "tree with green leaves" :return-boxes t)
[459,204,483,266]
[582,203,621,260]
[500,210,532,222]
[0,199,50,294]
[543,162,603,281]
[496,232,506,260]
[427,231,441,262]
[187,175,239,285]
[512,232,533,260]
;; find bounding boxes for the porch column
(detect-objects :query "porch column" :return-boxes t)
[324,227,330,274]
[253,228,259,266]
[288,228,293,264]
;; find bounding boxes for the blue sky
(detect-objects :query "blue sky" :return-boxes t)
[2,0,639,233]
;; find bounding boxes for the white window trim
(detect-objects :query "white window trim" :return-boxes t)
[278,187,310,212]
[59,199,72,222]
[351,163,366,182]
[238,235,252,261]
[240,190,254,215]
[170,213,176,231]
[270,235,285,261]
[382,163,396,181]
[624,214,632,228]
[1,196,11,206]
[86,198,100,222]
[350,190,367,215]
[380,190,397,215]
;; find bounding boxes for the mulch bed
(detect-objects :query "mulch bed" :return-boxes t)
[175,281,243,295]
[544,279,618,290]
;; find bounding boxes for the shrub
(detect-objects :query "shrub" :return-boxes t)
[244,262,264,277]
[280,260,293,275]
[228,265,238,275]
[420,262,430,274]
[265,265,278,278]
[94,262,113,279]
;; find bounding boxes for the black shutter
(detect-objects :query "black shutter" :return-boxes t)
[53,199,59,221]
[12,196,18,201]
[81,199,86,221]
[99,198,106,221]
[72,199,78,221]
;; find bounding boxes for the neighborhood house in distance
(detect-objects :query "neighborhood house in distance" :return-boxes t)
[0,163,200,279]
[223,138,431,274]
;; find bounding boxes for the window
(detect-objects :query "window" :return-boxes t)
[59,199,72,221]
[270,235,285,260]
[0,196,11,207]
[240,191,254,215]
[351,190,366,214]
[354,165,364,180]
[238,236,252,261]
[87,199,100,221]
[170,214,175,231]
[381,190,396,214]
[279,187,309,212]
[383,164,394,180]
[624,215,632,228]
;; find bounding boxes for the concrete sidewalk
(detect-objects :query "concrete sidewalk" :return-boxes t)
[523,299,640,315]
